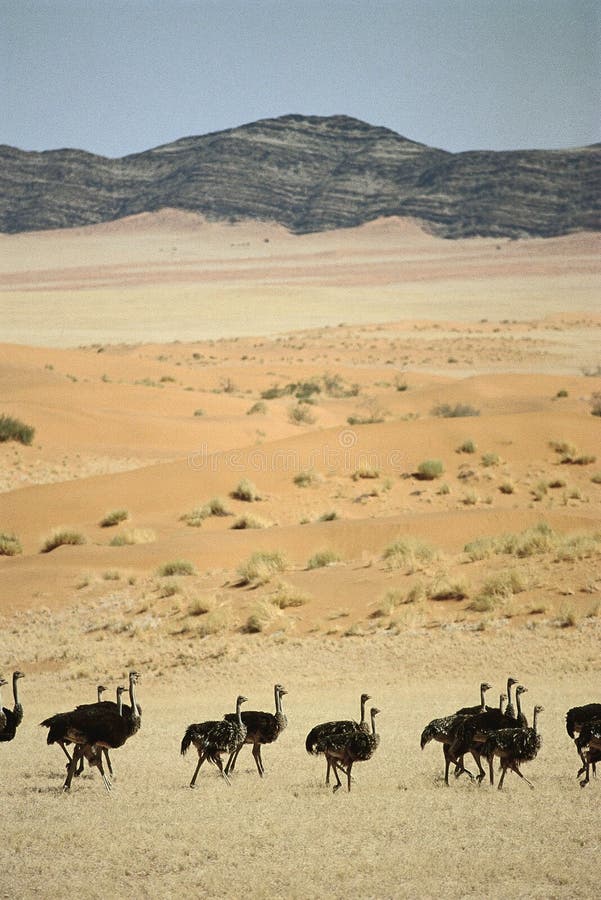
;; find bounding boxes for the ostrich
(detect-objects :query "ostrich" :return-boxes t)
[420,683,494,785]
[41,671,141,792]
[305,692,371,786]
[566,701,601,778]
[482,704,544,790]
[0,671,25,743]
[575,720,601,786]
[75,685,125,777]
[224,684,287,777]
[328,707,381,793]
[448,685,527,784]
[181,695,247,788]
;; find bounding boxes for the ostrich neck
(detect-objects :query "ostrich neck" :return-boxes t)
[371,712,378,737]
[117,692,123,717]
[533,709,539,734]
[12,675,20,709]
[516,691,522,720]
[507,681,514,710]
[360,697,367,726]
[236,701,243,726]
[129,677,139,721]
[0,685,3,710]
[274,687,280,715]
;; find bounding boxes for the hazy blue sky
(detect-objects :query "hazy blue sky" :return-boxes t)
[2,0,599,157]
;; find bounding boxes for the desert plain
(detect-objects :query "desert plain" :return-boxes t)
[1,211,601,898]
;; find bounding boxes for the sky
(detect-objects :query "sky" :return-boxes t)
[2,0,599,158]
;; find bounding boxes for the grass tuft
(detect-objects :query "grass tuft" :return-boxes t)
[0,532,22,556]
[415,459,444,480]
[157,560,196,577]
[41,530,86,553]
[0,414,35,445]
[307,549,341,569]
[231,479,262,502]
[100,509,129,528]
[383,537,437,572]
[236,550,287,585]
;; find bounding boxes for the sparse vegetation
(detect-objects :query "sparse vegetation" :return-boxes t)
[457,439,477,454]
[99,509,129,528]
[231,479,261,502]
[157,560,196,576]
[246,401,267,415]
[231,514,270,529]
[431,403,480,418]
[293,469,322,487]
[499,481,515,494]
[415,459,444,481]
[318,510,339,522]
[236,550,287,585]
[288,403,316,425]
[352,465,380,480]
[270,581,310,608]
[429,579,469,601]
[481,452,500,467]
[382,538,437,572]
[0,532,22,556]
[110,528,155,546]
[307,549,341,569]
[41,530,86,553]
[0,414,35,445]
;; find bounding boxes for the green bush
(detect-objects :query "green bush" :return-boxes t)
[0,414,35,445]
[457,439,477,454]
[415,459,444,480]
[288,403,316,425]
[247,401,267,415]
[293,469,322,487]
[382,538,437,572]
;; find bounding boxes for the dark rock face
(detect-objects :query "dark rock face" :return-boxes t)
[1,114,599,237]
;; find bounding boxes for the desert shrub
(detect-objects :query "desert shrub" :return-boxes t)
[270,581,310,608]
[187,597,214,617]
[499,481,515,494]
[464,538,495,561]
[0,532,22,556]
[554,532,601,562]
[590,392,601,417]
[406,581,427,604]
[193,408,205,417]
[261,384,292,400]
[246,401,267,415]
[293,469,322,487]
[395,377,409,392]
[557,604,578,628]
[236,550,287,586]
[204,497,232,517]
[457,439,477,454]
[429,579,469,601]
[41,530,86,553]
[318,510,339,522]
[555,389,569,398]
[307,549,341,569]
[102,570,120,581]
[468,595,496,613]
[437,483,450,496]
[548,478,566,489]
[481,452,500,467]
[157,580,180,598]
[498,522,556,557]
[243,600,279,634]
[415,459,444,480]
[461,490,478,506]
[99,509,129,528]
[591,473,601,485]
[0,414,35,445]
[231,479,261,502]
[347,413,385,426]
[157,560,196,576]
[197,606,230,637]
[382,537,437,572]
[323,372,360,398]
[288,403,316,425]
[431,403,480,418]
[110,528,155,546]
[179,508,206,527]
[352,465,380,480]
[231,514,270,530]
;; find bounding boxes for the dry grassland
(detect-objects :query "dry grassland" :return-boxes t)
[1,214,601,898]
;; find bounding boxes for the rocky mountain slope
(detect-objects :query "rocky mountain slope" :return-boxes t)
[1,114,599,237]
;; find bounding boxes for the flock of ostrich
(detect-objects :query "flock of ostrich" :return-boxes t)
[1,670,600,793]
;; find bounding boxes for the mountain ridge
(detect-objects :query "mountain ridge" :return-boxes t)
[1,114,599,237]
